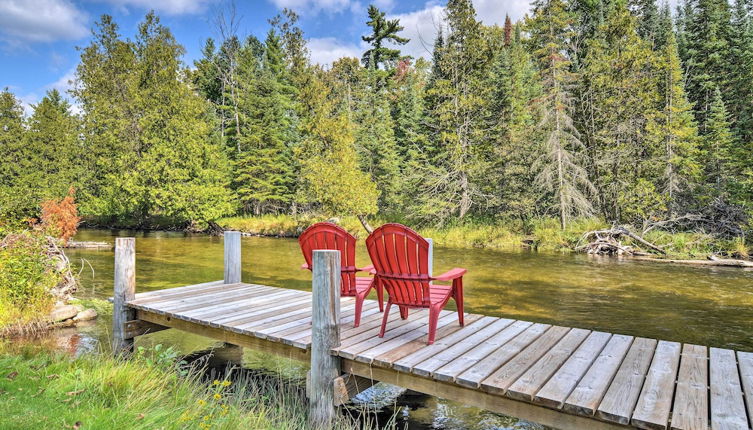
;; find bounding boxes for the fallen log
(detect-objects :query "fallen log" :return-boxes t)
[577,226,665,256]
[65,241,112,249]
[633,255,753,268]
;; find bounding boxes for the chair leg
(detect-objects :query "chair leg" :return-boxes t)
[399,305,408,319]
[454,278,464,326]
[379,301,392,338]
[376,280,384,312]
[354,294,364,328]
[427,307,440,345]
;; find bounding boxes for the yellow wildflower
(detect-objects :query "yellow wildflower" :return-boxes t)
[212,380,220,386]
[197,399,206,406]
[221,380,231,387]
[213,393,222,400]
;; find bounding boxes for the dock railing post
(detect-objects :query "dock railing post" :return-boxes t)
[309,249,341,429]
[224,231,241,284]
[112,237,136,356]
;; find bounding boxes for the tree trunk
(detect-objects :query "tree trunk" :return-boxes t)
[357,214,374,234]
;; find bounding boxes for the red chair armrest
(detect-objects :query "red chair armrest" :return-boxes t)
[432,268,467,281]
[358,264,376,274]
[301,263,310,270]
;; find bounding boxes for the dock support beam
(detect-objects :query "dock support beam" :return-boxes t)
[224,231,241,284]
[309,250,341,429]
[112,237,136,356]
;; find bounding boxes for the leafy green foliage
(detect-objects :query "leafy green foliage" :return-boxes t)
[0,231,58,329]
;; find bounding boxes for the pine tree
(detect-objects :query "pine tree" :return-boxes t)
[422,0,492,219]
[296,68,379,221]
[235,30,297,214]
[683,0,733,131]
[487,24,541,218]
[646,31,700,215]
[582,1,662,222]
[630,0,660,46]
[729,0,753,143]
[22,90,82,211]
[361,5,409,69]
[73,13,233,225]
[527,0,594,229]
[0,89,28,219]
[703,87,735,193]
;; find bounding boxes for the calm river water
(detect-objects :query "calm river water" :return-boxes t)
[61,228,753,429]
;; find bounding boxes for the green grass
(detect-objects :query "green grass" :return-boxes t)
[218,214,752,259]
[0,343,390,430]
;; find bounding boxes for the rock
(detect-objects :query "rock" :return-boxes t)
[73,308,98,322]
[49,305,79,322]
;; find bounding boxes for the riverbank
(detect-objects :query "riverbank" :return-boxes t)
[0,343,377,430]
[217,214,750,260]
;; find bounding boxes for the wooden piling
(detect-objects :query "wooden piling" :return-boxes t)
[112,237,136,355]
[309,250,341,429]
[224,231,241,284]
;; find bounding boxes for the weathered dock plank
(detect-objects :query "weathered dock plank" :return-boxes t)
[124,281,753,430]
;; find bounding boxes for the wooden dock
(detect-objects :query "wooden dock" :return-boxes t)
[112,235,753,430]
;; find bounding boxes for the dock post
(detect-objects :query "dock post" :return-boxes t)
[309,250,341,429]
[224,231,241,284]
[112,237,136,356]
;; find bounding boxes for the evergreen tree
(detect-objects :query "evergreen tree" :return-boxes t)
[361,5,409,69]
[487,24,541,219]
[527,0,594,228]
[703,87,735,193]
[423,0,492,219]
[630,0,660,46]
[235,30,297,214]
[296,68,379,222]
[683,0,733,131]
[646,31,700,215]
[0,89,28,219]
[582,1,662,222]
[23,90,82,210]
[73,13,233,225]
[729,0,753,143]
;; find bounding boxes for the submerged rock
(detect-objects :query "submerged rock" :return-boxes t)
[50,305,79,322]
[73,309,98,322]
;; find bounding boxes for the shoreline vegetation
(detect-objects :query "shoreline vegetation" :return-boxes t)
[214,215,750,261]
[0,343,386,430]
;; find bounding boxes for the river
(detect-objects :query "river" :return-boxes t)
[62,228,753,429]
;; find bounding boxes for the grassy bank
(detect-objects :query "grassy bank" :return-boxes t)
[217,214,749,259]
[0,343,381,430]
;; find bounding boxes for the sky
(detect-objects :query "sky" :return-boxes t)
[0,0,535,113]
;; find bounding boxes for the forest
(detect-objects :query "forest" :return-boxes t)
[1,0,752,240]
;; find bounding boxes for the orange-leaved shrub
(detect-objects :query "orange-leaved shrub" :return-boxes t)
[40,187,80,244]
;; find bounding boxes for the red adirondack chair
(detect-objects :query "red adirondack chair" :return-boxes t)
[365,223,466,345]
[298,222,383,327]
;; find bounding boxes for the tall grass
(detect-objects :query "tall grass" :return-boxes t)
[218,214,751,257]
[0,343,396,430]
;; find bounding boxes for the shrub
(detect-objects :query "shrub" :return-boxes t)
[39,187,80,244]
[0,231,59,330]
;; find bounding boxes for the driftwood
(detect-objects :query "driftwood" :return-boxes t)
[65,241,112,249]
[634,255,753,268]
[577,226,666,256]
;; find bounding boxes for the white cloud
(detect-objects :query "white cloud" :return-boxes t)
[268,0,351,14]
[387,0,533,60]
[308,36,363,66]
[0,0,88,45]
[99,0,218,15]
[387,2,444,60]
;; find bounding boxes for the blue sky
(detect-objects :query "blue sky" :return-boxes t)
[0,0,534,113]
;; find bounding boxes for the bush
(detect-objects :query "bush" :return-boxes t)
[0,231,60,330]
[39,187,80,244]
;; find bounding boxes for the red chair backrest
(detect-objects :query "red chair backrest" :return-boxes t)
[298,222,358,296]
[365,223,431,307]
